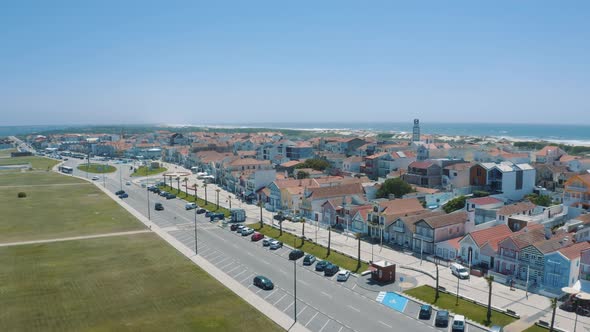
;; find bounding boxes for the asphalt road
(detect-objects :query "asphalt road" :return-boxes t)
[63,159,486,332]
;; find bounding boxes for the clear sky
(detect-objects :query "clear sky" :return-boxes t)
[1,1,589,126]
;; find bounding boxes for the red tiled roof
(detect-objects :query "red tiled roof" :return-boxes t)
[559,242,590,260]
[409,161,435,169]
[467,197,502,206]
[465,224,512,248]
[497,202,536,216]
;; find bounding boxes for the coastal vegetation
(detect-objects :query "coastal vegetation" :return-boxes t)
[514,141,590,156]
[77,163,116,173]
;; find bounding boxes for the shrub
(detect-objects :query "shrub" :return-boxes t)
[17,192,27,198]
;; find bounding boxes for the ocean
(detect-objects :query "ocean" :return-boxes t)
[3,122,590,146]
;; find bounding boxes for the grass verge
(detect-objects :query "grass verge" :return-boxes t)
[0,171,85,186]
[0,233,283,332]
[523,324,549,332]
[404,285,517,327]
[251,223,369,273]
[131,166,167,177]
[158,184,231,217]
[77,163,116,173]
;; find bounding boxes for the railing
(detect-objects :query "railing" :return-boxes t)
[413,233,433,242]
[391,226,404,233]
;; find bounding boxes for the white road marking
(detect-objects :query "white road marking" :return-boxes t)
[337,327,343,332]
[264,289,277,299]
[273,294,288,305]
[215,257,230,265]
[305,312,319,327]
[347,305,360,312]
[378,321,392,328]
[318,319,331,332]
[226,265,241,274]
[219,261,234,270]
[321,291,332,299]
[297,306,308,317]
[352,284,357,290]
[283,301,294,312]
[298,279,309,286]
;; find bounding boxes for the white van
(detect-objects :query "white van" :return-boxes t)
[450,263,470,279]
[451,315,465,332]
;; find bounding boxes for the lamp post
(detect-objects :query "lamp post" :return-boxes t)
[194,201,198,255]
[146,169,151,220]
[203,183,208,205]
[456,274,460,305]
[259,200,264,229]
[215,189,221,210]
[293,259,297,323]
[194,184,198,203]
[227,195,232,209]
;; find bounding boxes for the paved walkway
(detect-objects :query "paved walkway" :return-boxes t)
[0,230,152,247]
[156,161,588,332]
[54,163,310,332]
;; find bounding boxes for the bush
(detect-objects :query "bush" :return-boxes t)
[443,195,466,213]
[17,192,27,198]
[376,178,414,198]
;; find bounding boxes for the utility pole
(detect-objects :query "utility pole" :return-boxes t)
[216,189,220,210]
[146,172,151,220]
[456,275,460,305]
[526,264,530,298]
[259,201,264,229]
[293,259,297,323]
[194,203,198,255]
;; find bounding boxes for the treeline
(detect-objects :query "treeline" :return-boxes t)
[514,141,590,156]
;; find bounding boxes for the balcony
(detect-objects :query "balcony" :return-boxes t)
[391,225,405,233]
[414,233,433,242]
[566,185,589,193]
[498,253,519,263]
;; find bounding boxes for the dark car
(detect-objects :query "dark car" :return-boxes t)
[196,208,206,214]
[324,263,340,277]
[315,260,329,272]
[273,214,285,221]
[289,249,304,260]
[165,194,176,200]
[115,190,125,195]
[419,304,432,320]
[159,191,168,196]
[205,211,212,217]
[209,213,225,221]
[118,193,129,199]
[153,188,161,194]
[303,254,316,266]
[435,310,449,327]
[253,276,274,290]
[155,203,164,211]
[230,224,241,231]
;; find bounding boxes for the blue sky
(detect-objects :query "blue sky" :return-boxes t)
[1,1,589,125]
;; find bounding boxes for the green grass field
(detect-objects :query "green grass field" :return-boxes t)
[0,171,84,186]
[0,175,144,243]
[131,166,167,177]
[522,325,549,332]
[0,233,283,332]
[0,156,59,170]
[404,285,517,327]
[77,163,116,173]
[0,148,16,156]
[251,223,369,273]
[158,184,231,217]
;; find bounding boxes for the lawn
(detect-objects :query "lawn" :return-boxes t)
[0,148,16,156]
[404,285,517,327]
[131,166,167,177]
[77,163,116,173]
[251,223,369,273]
[0,156,59,170]
[522,324,550,332]
[158,184,231,217]
[0,173,144,242]
[0,233,283,332]
[0,171,85,186]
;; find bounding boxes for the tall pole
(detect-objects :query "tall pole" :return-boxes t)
[195,202,199,255]
[204,184,208,205]
[147,173,151,220]
[259,201,264,229]
[228,195,232,209]
[119,165,123,191]
[216,189,220,210]
[293,259,297,323]
[526,264,530,298]
[194,184,198,203]
[550,297,557,332]
[456,276,460,305]
[574,298,578,332]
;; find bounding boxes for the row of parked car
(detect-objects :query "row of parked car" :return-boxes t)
[115,190,128,199]
[418,305,471,332]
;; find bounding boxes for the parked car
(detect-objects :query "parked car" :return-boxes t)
[451,315,465,332]
[185,202,197,210]
[91,176,100,181]
[315,260,329,271]
[289,249,304,260]
[196,208,206,214]
[241,228,254,236]
[230,224,241,231]
[251,232,264,241]
[118,193,129,199]
[273,214,285,221]
[153,188,161,194]
[336,270,350,281]
[115,190,125,195]
[125,181,131,185]
[253,276,274,290]
[262,238,273,246]
[159,191,168,196]
[155,203,164,211]
[303,254,316,266]
[165,194,176,200]
[209,213,225,221]
[489,326,504,332]
[205,211,212,217]
[269,241,283,250]
[324,263,339,277]
[418,305,432,319]
[451,263,469,279]
[435,310,449,327]
[236,225,245,234]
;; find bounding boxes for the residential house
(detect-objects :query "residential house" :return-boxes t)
[535,146,566,164]
[497,201,537,231]
[518,233,574,287]
[350,206,373,234]
[458,224,513,269]
[494,224,546,278]
[286,142,314,160]
[301,183,365,223]
[544,242,590,294]
[435,238,461,261]
[534,164,573,192]
[578,248,590,282]
[470,162,536,201]
[343,156,363,174]
[413,211,469,254]
[442,162,474,190]
[367,198,425,240]
[465,196,504,228]
[402,161,443,188]
[563,174,590,210]
[389,210,445,248]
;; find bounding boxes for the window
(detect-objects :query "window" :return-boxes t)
[515,170,523,190]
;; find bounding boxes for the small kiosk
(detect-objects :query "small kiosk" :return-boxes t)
[371,261,396,283]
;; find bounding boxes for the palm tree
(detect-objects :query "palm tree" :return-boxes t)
[193,183,198,203]
[183,177,188,197]
[203,183,208,204]
[435,259,440,301]
[258,200,264,229]
[300,218,306,247]
[550,297,557,332]
[327,225,332,256]
[175,176,180,194]
[485,275,494,324]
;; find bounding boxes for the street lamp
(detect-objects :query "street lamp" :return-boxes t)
[194,201,198,255]
[203,183,208,205]
[293,259,297,323]
[227,195,232,209]
[215,189,221,210]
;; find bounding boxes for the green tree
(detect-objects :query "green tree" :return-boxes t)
[527,193,552,207]
[443,196,466,213]
[296,170,310,179]
[485,275,494,324]
[376,178,414,198]
[295,158,331,171]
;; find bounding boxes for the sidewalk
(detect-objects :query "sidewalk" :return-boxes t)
[162,161,587,332]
